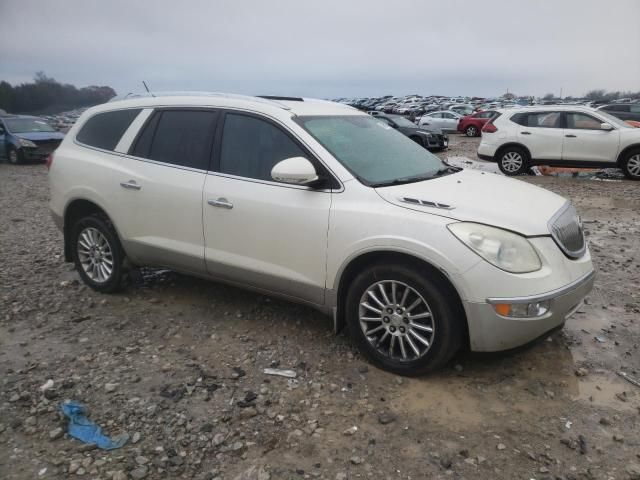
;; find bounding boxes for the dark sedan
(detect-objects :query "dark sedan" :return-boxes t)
[371,113,448,151]
[0,115,65,164]
[597,104,640,122]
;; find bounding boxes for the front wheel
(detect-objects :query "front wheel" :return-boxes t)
[8,147,22,165]
[71,215,127,293]
[621,149,640,180]
[497,147,529,176]
[346,263,463,376]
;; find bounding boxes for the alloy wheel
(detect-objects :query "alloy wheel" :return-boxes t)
[359,280,435,361]
[77,227,114,283]
[628,154,640,177]
[466,126,477,136]
[501,151,523,173]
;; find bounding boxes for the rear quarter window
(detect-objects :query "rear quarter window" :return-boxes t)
[76,109,142,151]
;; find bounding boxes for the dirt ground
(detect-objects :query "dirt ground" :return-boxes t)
[1,135,639,480]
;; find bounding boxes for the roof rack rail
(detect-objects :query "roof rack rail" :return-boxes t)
[107,91,293,110]
[257,95,304,102]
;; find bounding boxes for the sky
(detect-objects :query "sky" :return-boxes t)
[1,0,639,99]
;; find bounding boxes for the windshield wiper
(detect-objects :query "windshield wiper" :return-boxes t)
[371,166,460,187]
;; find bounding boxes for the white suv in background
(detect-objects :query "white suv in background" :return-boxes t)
[49,93,594,375]
[477,106,640,179]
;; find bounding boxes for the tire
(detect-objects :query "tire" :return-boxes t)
[621,149,640,180]
[345,262,463,376]
[497,146,529,176]
[465,125,478,137]
[71,214,127,293]
[8,147,22,165]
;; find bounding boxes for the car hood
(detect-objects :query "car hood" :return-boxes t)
[15,131,65,141]
[374,169,566,236]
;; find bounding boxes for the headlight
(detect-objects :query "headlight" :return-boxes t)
[18,138,37,148]
[418,131,433,137]
[448,222,542,273]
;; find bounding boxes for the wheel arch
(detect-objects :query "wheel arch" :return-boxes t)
[616,144,640,165]
[494,142,532,161]
[333,250,469,347]
[63,198,118,262]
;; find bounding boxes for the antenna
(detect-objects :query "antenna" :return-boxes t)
[142,81,155,97]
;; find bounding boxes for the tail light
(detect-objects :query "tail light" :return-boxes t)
[482,123,498,133]
[46,152,54,170]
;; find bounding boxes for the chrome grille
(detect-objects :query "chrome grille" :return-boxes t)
[549,203,585,259]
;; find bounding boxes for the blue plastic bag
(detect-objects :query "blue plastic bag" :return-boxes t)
[60,401,129,450]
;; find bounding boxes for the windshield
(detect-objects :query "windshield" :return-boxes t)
[595,109,632,129]
[5,118,56,133]
[385,115,417,128]
[295,115,447,186]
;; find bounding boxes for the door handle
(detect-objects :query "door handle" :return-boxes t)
[521,131,531,135]
[208,198,233,209]
[565,134,577,138]
[120,180,141,190]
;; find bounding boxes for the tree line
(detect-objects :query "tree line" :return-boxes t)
[0,72,116,115]
[542,89,640,101]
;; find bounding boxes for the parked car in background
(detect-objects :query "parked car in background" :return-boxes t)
[449,105,474,116]
[418,110,462,133]
[371,113,448,151]
[457,110,497,137]
[0,114,64,164]
[49,93,594,375]
[477,106,640,179]
[597,104,640,122]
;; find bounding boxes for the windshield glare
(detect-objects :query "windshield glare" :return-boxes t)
[296,115,445,186]
[5,118,56,133]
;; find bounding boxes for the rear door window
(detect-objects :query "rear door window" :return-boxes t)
[130,110,218,170]
[76,109,142,150]
[512,112,561,128]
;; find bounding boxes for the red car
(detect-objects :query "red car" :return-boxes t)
[457,110,497,137]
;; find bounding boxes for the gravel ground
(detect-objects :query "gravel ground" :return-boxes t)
[1,139,640,480]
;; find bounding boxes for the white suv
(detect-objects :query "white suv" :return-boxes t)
[49,93,594,375]
[477,105,640,179]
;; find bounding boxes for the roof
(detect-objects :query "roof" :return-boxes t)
[495,105,598,114]
[102,92,360,118]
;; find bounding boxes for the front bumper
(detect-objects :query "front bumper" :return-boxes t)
[464,270,595,352]
[424,133,448,150]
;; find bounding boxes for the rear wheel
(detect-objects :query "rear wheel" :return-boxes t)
[497,146,529,176]
[621,149,640,180]
[71,214,127,293]
[346,263,463,376]
[465,125,478,137]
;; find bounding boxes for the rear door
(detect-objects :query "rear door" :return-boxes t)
[111,108,218,273]
[512,111,564,160]
[202,111,334,304]
[561,111,620,163]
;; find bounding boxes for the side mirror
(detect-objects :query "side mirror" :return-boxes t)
[271,157,319,186]
[600,123,614,131]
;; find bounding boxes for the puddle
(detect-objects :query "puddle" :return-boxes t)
[572,374,639,412]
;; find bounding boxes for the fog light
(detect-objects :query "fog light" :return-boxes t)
[492,300,550,318]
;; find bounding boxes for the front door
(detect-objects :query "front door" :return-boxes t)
[203,111,332,305]
[561,112,620,163]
